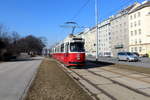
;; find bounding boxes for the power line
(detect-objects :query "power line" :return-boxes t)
[59,0,90,31]
[70,0,90,20]
[60,0,91,35]
[101,0,136,20]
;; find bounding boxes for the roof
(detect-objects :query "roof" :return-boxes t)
[110,3,137,20]
[129,1,150,14]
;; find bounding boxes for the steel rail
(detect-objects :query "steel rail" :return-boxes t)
[87,69,150,97]
[70,69,117,100]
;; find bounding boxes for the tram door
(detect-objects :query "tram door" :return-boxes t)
[64,43,69,64]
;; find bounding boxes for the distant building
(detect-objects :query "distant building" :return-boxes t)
[77,28,96,56]
[128,1,150,56]
[98,18,112,56]
[42,48,49,56]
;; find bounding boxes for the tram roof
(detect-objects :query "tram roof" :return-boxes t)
[52,34,84,48]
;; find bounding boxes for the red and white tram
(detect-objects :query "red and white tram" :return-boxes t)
[50,34,85,66]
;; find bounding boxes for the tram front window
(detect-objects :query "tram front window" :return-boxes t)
[70,42,84,52]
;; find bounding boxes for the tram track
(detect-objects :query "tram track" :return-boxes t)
[56,60,116,100]
[56,60,100,100]
[87,69,150,97]
[87,61,150,83]
[56,60,150,100]
[100,68,150,84]
[70,68,150,100]
[87,61,150,96]
[70,69,117,100]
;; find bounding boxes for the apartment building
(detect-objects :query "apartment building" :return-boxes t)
[129,1,150,56]
[110,3,140,57]
[76,1,149,57]
[98,19,112,56]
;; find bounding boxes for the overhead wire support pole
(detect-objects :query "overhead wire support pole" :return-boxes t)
[95,0,99,61]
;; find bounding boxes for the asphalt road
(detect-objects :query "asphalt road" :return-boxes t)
[0,57,43,100]
[87,56,150,68]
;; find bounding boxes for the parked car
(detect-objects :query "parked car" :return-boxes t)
[117,52,139,62]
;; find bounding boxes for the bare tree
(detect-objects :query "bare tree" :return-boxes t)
[0,24,46,60]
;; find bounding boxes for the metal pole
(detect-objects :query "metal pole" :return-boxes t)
[72,26,76,34]
[95,0,99,61]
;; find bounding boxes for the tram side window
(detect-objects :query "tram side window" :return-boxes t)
[57,47,59,53]
[56,48,58,53]
[55,48,56,53]
[65,43,69,53]
[58,47,59,53]
[61,44,64,52]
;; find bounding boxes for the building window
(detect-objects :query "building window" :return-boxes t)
[131,31,133,36]
[135,39,137,44]
[139,39,142,44]
[131,39,133,44]
[139,47,142,52]
[130,15,132,20]
[138,12,141,17]
[120,24,122,27]
[134,21,137,27]
[139,29,141,35]
[138,20,141,26]
[131,47,134,52]
[135,30,137,35]
[134,13,136,19]
[124,22,126,26]
[135,47,137,52]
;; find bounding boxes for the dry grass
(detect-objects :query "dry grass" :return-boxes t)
[25,58,92,100]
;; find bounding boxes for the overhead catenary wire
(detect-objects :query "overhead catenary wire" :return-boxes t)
[60,0,91,35]
[60,0,137,37]
[70,0,90,21]
[101,0,136,20]
[59,0,88,38]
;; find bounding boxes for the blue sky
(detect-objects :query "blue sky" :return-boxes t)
[0,0,145,47]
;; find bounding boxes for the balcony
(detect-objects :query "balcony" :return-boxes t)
[115,44,124,49]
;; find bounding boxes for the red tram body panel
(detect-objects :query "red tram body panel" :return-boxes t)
[50,34,85,66]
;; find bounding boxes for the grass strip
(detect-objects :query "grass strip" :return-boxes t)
[25,58,93,100]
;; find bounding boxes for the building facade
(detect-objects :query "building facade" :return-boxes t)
[110,3,140,57]
[98,19,112,56]
[76,1,150,57]
[129,1,150,56]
